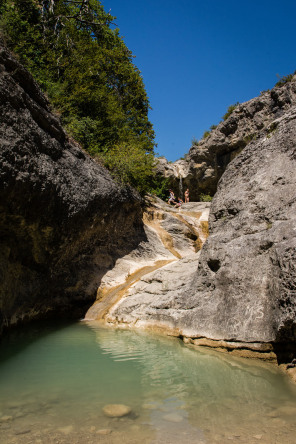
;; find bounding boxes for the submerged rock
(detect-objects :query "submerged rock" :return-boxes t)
[102,404,132,418]
[97,428,112,435]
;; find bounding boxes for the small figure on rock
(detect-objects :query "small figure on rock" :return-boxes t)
[184,188,190,203]
[175,197,183,208]
[168,189,177,205]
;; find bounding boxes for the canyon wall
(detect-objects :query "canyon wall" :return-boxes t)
[106,96,296,361]
[157,76,296,201]
[0,45,144,333]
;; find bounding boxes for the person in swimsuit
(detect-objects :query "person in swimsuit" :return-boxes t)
[175,197,183,208]
[168,189,176,205]
[184,188,190,203]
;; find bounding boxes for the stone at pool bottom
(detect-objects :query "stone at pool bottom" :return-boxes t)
[102,404,132,418]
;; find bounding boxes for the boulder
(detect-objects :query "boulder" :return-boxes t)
[102,404,132,418]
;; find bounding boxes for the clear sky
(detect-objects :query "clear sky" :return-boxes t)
[103,0,296,161]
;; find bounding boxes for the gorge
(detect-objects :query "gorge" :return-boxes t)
[1,33,296,444]
[1,43,296,375]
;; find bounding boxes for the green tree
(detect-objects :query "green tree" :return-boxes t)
[0,0,155,155]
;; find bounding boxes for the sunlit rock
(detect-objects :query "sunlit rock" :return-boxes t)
[156,76,296,201]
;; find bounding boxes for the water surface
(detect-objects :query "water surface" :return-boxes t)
[0,321,296,444]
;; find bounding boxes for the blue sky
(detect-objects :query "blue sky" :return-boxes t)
[103,0,296,161]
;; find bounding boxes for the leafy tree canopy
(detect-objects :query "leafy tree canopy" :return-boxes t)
[0,0,164,194]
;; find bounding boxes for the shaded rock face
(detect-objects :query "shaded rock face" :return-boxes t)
[157,77,296,201]
[107,106,296,356]
[0,45,144,333]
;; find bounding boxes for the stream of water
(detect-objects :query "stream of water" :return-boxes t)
[0,321,296,444]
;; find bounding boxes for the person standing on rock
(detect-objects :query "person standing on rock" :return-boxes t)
[184,188,190,203]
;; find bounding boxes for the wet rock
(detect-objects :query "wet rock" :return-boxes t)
[102,404,132,418]
[274,405,296,417]
[58,425,74,435]
[162,413,184,423]
[97,428,112,435]
[14,429,31,435]
[286,366,296,383]
[0,415,13,422]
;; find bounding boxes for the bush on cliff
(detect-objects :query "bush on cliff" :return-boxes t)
[222,102,239,121]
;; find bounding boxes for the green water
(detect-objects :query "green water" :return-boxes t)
[0,322,296,444]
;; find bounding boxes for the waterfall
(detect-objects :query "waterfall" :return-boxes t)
[179,175,183,199]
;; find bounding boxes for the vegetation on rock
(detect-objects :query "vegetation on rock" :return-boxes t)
[199,193,213,202]
[0,0,166,195]
[222,102,240,121]
[275,71,296,87]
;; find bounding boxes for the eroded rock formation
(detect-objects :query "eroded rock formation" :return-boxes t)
[99,103,296,362]
[85,197,210,322]
[0,45,144,333]
[156,77,296,201]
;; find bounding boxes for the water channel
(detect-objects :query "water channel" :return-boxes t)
[0,321,296,444]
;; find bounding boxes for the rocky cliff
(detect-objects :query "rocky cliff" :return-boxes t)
[157,77,296,201]
[96,95,296,364]
[0,45,144,333]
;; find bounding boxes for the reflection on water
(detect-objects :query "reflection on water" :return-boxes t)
[0,321,296,444]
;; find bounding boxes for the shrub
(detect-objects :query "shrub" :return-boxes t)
[199,193,213,202]
[202,130,211,139]
[275,71,296,87]
[99,143,155,195]
[222,102,240,121]
[210,124,218,131]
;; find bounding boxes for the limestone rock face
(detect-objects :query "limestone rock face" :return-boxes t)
[0,45,143,332]
[111,106,296,349]
[157,77,296,201]
[84,198,210,323]
[184,106,296,344]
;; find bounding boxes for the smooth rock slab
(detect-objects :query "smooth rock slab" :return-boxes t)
[102,404,132,418]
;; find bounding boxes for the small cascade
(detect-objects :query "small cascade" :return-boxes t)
[179,175,183,199]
